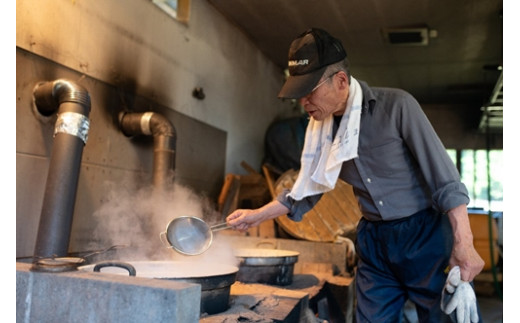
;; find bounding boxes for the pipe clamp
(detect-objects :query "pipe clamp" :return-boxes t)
[140,112,154,135]
[54,112,90,144]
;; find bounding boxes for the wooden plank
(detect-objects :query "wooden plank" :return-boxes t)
[263,162,284,177]
[312,194,347,236]
[239,174,265,185]
[240,160,259,174]
[262,164,277,198]
[220,175,241,217]
[247,225,259,237]
[273,170,334,242]
[254,164,279,238]
[277,211,334,242]
[273,169,362,242]
[218,174,235,213]
[257,219,276,238]
[328,180,363,229]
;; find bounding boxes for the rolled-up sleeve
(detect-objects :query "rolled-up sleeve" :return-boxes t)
[276,188,323,221]
[431,181,469,213]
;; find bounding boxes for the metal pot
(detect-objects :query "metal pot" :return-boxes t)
[30,257,86,273]
[30,245,128,273]
[233,248,299,286]
[79,260,238,315]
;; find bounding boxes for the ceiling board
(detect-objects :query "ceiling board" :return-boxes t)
[208,0,503,109]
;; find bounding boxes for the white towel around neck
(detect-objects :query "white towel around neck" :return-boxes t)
[288,76,362,201]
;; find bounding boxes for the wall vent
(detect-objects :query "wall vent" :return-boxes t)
[383,28,430,46]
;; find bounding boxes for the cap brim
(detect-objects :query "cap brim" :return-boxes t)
[277,66,327,99]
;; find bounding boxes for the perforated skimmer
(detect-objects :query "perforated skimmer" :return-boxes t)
[160,216,231,255]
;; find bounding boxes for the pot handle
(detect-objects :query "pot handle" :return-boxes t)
[93,261,137,276]
[159,231,172,248]
[256,240,276,249]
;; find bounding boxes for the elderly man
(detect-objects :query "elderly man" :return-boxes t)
[227,28,484,322]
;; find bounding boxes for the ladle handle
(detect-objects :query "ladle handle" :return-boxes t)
[210,222,232,232]
[82,244,128,259]
[159,232,173,248]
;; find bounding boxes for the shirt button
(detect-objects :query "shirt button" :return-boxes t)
[367,178,372,183]
[378,200,384,206]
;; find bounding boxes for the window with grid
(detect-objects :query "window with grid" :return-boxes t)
[447,149,503,211]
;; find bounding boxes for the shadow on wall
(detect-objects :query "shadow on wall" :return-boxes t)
[16,49,227,259]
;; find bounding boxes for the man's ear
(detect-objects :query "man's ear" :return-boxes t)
[336,71,349,90]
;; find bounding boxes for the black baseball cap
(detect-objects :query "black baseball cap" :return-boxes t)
[278,28,347,99]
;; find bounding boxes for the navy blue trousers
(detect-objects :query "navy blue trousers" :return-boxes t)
[355,208,468,323]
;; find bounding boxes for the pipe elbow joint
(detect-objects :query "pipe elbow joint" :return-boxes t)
[33,79,92,144]
[119,111,177,141]
[118,111,177,189]
[33,79,91,116]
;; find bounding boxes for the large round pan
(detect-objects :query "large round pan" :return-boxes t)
[79,260,238,315]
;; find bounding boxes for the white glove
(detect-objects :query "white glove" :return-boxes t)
[441,266,479,323]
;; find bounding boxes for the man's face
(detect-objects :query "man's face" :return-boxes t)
[298,71,349,121]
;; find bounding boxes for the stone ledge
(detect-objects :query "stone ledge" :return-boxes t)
[16,262,201,323]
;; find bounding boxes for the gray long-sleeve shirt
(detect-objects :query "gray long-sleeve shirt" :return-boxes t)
[277,80,469,222]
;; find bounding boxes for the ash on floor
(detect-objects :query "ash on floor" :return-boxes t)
[200,270,354,323]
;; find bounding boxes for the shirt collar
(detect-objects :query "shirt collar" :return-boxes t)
[357,80,376,114]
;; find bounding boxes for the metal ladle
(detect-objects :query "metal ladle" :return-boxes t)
[160,216,231,256]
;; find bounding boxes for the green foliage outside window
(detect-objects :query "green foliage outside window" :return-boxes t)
[447,149,503,211]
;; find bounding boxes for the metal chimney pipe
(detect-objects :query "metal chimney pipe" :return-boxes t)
[32,79,91,259]
[118,111,177,190]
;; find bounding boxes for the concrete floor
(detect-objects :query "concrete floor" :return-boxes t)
[475,272,503,322]
[479,295,503,323]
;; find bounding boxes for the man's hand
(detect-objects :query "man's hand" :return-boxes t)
[226,200,289,232]
[447,204,485,281]
[226,208,262,232]
[441,266,479,323]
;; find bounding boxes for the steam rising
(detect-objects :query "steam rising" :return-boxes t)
[88,180,239,267]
